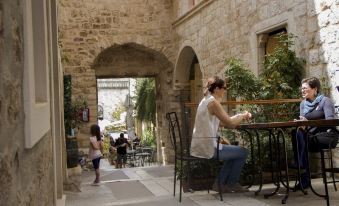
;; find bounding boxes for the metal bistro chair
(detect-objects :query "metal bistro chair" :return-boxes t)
[166,112,222,202]
[313,107,339,205]
[307,127,339,206]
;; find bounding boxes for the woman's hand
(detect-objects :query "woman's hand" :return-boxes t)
[242,111,252,121]
[294,116,307,121]
[294,116,307,129]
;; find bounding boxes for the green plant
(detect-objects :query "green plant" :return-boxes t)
[260,33,305,99]
[225,34,304,100]
[224,33,304,121]
[111,103,126,121]
[63,77,88,134]
[105,125,126,132]
[70,96,88,128]
[175,160,220,179]
[222,33,305,184]
[225,58,261,100]
[135,78,156,124]
[100,134,112,157]
[141,129,156,147]
[319,76,331,96]
[64,75,72,135]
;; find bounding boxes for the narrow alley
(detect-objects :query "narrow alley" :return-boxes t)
[65,161,339,206]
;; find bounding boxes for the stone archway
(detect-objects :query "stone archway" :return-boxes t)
[91,43,174,163]
[174,46,203,101]
[93,43,172,78]
[173,46,203,137]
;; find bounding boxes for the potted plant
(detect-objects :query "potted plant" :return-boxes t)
[224,33,305,184]
[177,160,221,192]
[65,95,88,136]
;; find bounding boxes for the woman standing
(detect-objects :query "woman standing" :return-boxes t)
[291,76,336,189]
[89,124,103,185]
[191,76,251,193]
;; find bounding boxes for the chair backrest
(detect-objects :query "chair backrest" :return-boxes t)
[166,112,190,157]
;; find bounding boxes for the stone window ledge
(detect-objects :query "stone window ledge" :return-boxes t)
[172,0,215,28]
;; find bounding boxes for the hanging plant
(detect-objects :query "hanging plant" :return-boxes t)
[135,78,156,124]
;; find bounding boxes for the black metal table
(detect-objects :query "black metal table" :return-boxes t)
[237,119,339,204]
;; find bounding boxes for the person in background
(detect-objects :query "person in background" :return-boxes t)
[114,133,130,168]
[191,76,251,193]
[133,133,141,147]
[89,124,103,185]
[108,135,117,167]
[291,76,336,189]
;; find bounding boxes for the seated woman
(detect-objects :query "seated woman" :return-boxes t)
[291,76,336,189]
[190,76,251,193]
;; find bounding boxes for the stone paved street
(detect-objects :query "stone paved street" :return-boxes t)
[65,160,339,206]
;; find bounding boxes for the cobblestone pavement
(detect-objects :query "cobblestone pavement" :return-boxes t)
[65,160,339,206]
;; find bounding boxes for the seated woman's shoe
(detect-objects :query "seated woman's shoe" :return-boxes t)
[212,182,249,193]
[294,182,309,190]
[228,183,249,193]
[288,163,305,169]
[212,182,232,193]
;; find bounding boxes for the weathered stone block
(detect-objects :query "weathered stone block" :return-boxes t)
[93,24,100,29]
[0,10,2,34]
[295,3,307,17]
[73,37,83,42]
[307,16,319,32]
[319,46,330,63]
[309,65,325,77]
[309,49,320,65]
[329,4,339,24]
[100,24,111,29]
[259,5,268,20]
[318,9,331,28]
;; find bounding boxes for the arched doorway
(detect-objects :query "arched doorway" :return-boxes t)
[174,46,203,103]
[173,46,203,136]
[92,43,174,164]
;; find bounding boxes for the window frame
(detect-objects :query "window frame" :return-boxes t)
[23,0,51,148]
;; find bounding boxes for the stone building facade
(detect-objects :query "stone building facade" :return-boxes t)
[0,0,338,204]
[58,0,177,161]
[97,78,136,131]
[172,0,339,97]
[58,0,339,163]
[0,0,65,205]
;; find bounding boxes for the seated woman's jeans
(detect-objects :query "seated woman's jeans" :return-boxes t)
[291,129,308,168]
[213,145,248,186]
[291,129,310,187]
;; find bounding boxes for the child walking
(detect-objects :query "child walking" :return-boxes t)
[89,124,103,185]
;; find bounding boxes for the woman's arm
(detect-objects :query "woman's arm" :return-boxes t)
[208,100,250,128]
[90,138,100,150]
[99,140,104,153]
[323,97,335,119]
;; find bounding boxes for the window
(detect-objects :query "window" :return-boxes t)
[265,28,287,55]
[23,0,51,148]
[180,0,200,16]
[257,27,287,73]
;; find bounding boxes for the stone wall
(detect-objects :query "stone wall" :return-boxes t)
[172,0,339,166]
[173,0,338,97]
[0,1,55,205]
[58,0,338,163]
[311,0,339,167]
[173,0,303,77]
[309,1,339,103]
[58,0,177,160]
[97,78,135,123]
